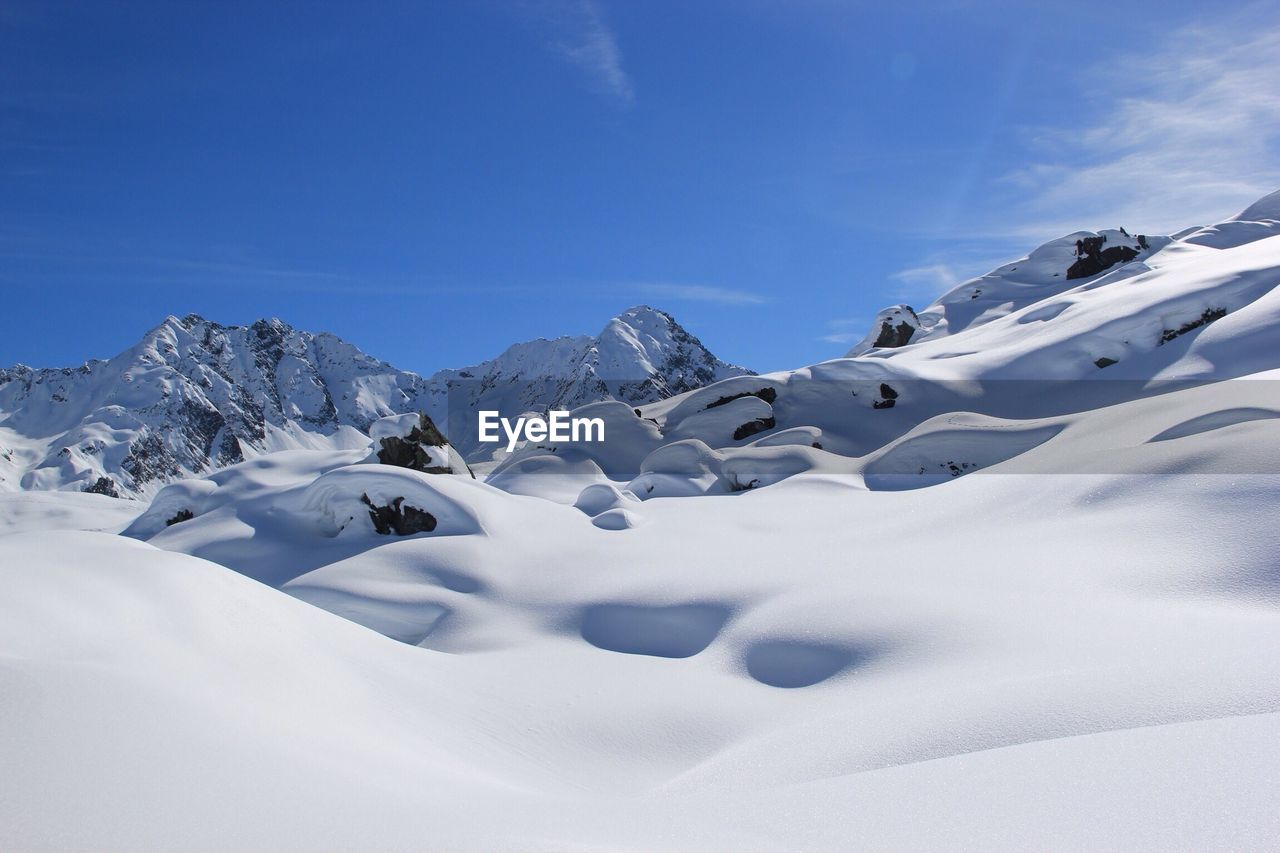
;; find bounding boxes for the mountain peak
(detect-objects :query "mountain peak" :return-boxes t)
[1,307,748,497]
[604,305,676,335]
[615,304,667,320]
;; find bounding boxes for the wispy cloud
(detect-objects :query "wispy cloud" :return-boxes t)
[998,13,1280,237]
[548,0,633,104]
[889,263,959,304]
[0,248,547,296]
[638,283,766,306]
[818,317,866,346]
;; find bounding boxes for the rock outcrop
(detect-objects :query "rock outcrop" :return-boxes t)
[1066,234,1144,280]
[846,305,921,357]
[365,413,473,477]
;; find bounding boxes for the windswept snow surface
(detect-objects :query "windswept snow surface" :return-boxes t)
[5,194,1280,849]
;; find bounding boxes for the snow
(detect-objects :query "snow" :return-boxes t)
[0,490,142,536]
[4,192,1280,848]
[0,307,748,498]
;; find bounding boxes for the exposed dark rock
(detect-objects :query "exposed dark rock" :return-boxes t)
[165,508,194,526]
[873,383,899,409]
[1095,357,1118,369]
[849,305,921,355]
[375,413,470,475]
[1067,235,1141,280]
[872,304,920,349]
[704,387,778,411]
[733,416,776,441]
[122,432,183,487]
[361,493,437,536]
[1160,308,1227,344]
[215,430,244,467]
[83,476,121,498]
[875,320,916,348]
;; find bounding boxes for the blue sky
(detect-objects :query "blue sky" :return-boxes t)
[3,0,1278,374]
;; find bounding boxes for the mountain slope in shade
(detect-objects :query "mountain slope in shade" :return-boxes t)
[0,306,749,498]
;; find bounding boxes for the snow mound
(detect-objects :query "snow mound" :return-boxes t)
[862,414,1064,490]
[0,490,142,536]
[628,439,726,498]
[293,465,485,538]
[573,482,638,516]
[8,189,1280,850]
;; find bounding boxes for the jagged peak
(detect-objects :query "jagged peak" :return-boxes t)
[609,304,676,329]
[142,313,214,342]
[248,316,294,333]
[145,314,295,339]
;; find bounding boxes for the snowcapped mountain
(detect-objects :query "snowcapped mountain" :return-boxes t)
[7,191,1280,851]
[481,189,1280,497]
[22,189,1277,850]
[432,305,752,459]
[0,306,749,498]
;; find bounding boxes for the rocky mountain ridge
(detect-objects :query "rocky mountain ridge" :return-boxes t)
[0,306,750,497]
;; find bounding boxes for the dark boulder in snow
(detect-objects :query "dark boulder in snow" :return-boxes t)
[1067,235,1142,280]
[847,305,921,356]
[873,383,899,409]
[1160,308,1227,344]
[872,308,920,348]
[165,508,194,526]
[83,476,121,498]
[360,493,438,536]
[733,416,776,441]
[367,413,473,478]
[665,394,775,448]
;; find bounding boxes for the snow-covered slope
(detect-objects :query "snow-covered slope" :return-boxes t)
[6,192,1280,850]
[848,228,1170,357]
[481,194,1280,498]
[10,420,1280,848]
[0,306,748,498]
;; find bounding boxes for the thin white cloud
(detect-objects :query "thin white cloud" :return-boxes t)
[890,263,959,304]
[550,0,633,104]
[639,283,766,305]
[997,14,1280,237]
[819,316,866,346]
